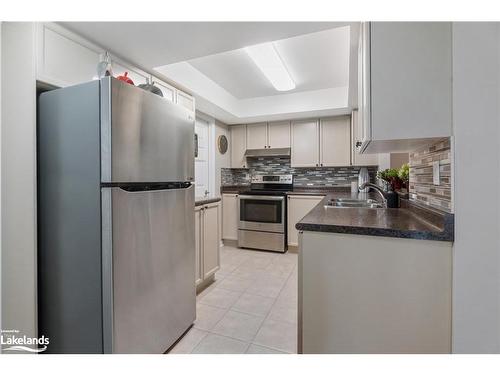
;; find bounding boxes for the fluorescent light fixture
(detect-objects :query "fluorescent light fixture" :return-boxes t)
[245,42,295,91]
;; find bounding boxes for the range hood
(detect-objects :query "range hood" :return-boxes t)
[244,147,291,157]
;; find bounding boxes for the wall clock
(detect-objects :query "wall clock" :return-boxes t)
[218,135,228,154]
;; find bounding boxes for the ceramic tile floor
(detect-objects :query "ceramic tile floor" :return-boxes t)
[169,245,298,354]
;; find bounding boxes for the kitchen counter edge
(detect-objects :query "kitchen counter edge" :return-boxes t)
[296,195,454,242]
[195,197,221,206]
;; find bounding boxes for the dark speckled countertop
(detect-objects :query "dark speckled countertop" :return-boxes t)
[195,196,221,206]
[220,185,347,196]
[296,192,454,242]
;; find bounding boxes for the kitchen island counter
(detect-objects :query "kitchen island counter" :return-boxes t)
[195,196,221,207]
[296,192,454,242]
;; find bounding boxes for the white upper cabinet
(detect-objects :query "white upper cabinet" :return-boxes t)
[152,78,175,102]
[319,117,351,167]
[111,58,149,86]
[246,121,291,150]
[291,118,351,168]
[176,90,195,113]
[268,121,291,149]
[231,125,247,168]
[291,119,320,167]
[358,22,452,153]
[351,110,378,166]
[357,22,371,153]
[36,23,194,112]
[36,23,103,87]
[246,123,268,149]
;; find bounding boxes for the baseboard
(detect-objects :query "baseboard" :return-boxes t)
[222,239,238,247]
[196,274,216,295]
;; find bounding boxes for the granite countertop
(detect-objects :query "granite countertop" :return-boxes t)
[296,192,454,242]
[195,196,221,206]
[220,185,350,195]
[286,186,351,195]
[220,185,249,194]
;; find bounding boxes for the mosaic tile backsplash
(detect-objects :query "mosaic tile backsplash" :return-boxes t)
[409,138,452,213]
[221,157,377,187]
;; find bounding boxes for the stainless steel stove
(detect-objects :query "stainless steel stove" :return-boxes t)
[238,175,293,252]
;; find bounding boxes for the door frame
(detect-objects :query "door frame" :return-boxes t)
[195,111,216,198]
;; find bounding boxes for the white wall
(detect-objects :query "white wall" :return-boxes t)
[452,22,500,353]
[390,153,409,169]
[1,23,38,339]
[377,153,391,171]
[0,21,3,348]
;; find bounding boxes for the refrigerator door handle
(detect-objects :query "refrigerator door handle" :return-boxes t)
[118,186,193,193]
[101,182,193,193]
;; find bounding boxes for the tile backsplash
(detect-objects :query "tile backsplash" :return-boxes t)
[221,156,377,187]
[409,138,452,212]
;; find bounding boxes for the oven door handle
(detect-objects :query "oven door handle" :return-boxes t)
[238,195,285,201]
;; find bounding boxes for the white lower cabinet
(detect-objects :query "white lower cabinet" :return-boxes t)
[222,193,239,240]
[287,195,325,247]
[300,232,452,353]
[195,201,221,286]
[203,202,220,278]
[195,206,203,286]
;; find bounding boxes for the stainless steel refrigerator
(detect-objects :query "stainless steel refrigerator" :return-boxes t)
[38,77,196,353]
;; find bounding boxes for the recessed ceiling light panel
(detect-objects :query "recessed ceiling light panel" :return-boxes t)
[245,42,295,91]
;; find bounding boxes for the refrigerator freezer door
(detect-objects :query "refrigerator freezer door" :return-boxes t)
[101,77,195,183]
[101,184,196,353]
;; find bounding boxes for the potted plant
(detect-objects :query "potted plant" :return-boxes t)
[377,163,410,193]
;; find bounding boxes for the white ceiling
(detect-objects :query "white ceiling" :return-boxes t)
[59,22,345,69]
[187,27,350,99]
[155,25,357,123]
[60,21,359,124]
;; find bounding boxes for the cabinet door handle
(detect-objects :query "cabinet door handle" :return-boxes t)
[320,163,323,167]
[355,141,362,148]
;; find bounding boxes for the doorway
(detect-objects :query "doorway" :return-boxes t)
[195,116,212,198]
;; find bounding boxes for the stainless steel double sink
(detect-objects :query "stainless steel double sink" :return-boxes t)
[325,198,385,209]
